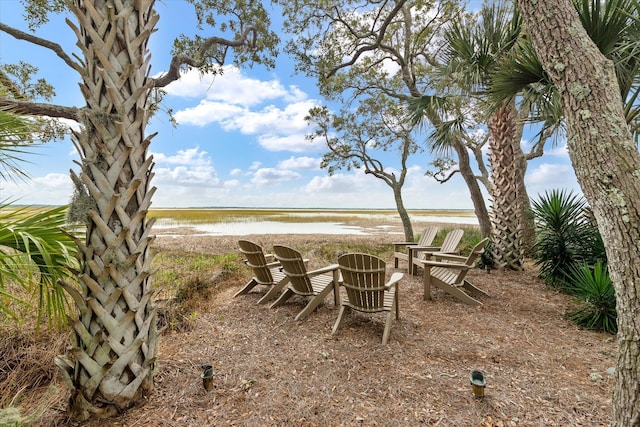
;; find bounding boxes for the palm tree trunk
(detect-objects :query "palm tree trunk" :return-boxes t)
[55,0,159,419]
[488,102,524,270]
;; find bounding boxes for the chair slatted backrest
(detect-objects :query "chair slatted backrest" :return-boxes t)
[417,226,439,246]
[439,229,465,253]
[435,238,489,284]
[338,253,387,313]
[273,245,314,295]
[238,240,273,285]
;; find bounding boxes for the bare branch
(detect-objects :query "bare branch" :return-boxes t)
[437,169,459,183]
[524,123,557,161]
[0,97,80,121]
[151,55,200,88]
[152,27,258,88]
[0,22,81,73]
[325,0,409,78]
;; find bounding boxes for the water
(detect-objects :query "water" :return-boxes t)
[154,220,370,236]
[152,212,478,236]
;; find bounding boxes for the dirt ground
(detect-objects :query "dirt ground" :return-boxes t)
[14,221,617,426]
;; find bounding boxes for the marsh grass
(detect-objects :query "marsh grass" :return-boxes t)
[148,208,476,225]
[432,225,483,254]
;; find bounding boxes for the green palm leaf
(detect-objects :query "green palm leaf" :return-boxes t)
[0,203,79,329]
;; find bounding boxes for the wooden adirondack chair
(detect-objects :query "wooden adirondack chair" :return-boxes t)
[235,240,290,304]
[409,228,464,275]
[418,237,490,305]
[271,245,341,321]
[333,253,403,345]
[393,226,438,273]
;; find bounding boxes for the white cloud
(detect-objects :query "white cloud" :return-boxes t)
[165,66,306,107]
[278,156,321,170]
[173,101,245,127]
[251,168,301,186]
[152,146,211,165]
[525,163,581,198]
[151,147,220,187]
[546,144,569,157]
[220,101,318,135]
[258,134,323,152]
[1,173,73,205]
[154,165,220,187]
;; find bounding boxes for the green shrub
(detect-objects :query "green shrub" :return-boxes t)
[566,262,617,334]
[433,226,482,255]
[476,240,495,271]
[531,189,606,289]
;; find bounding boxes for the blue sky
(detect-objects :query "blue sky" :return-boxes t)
[0,0,580,209]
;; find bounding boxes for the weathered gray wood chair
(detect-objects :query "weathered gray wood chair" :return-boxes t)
[393,226,438,273]
[417,237,490,305]
[409,228,464,275]
[235,240,289,304]
[333,253,403,345]
[270,245,340,321]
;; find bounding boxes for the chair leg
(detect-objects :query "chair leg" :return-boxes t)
[423,267,433,301]
[332,270,341,306]
[331,305,347,336]
[408,249,414,275]
[270,288,294,309]
[461,280,490,297]
[234,278,258,297]
[294,284,334,321]
[439,284,483,306]
[394,289,400,320]
[382,308,395,345]
[257,278,290,304]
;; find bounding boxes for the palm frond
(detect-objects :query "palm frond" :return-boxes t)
[406,94,450,127]
[0,107,38,182]
[0,203,79,329]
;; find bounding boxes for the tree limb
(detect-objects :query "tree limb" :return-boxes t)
[325,0,408,78]
[0,97,80,121]
[152,27,257,88]
[0,22,82,73]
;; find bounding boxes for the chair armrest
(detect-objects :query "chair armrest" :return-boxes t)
[418,260,469,269]
[431,253,467,262]
[411,245,442,253]
[393,242,417,251]
[385,272,403,288]
[307,264,340,276]
[265,260,280,268]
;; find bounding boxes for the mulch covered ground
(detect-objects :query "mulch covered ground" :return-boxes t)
[7,228,616,426]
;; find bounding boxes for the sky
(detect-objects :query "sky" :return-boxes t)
[0,0,581,209]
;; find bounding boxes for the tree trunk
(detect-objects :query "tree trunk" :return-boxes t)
[517,0,640,425]
[452,138,492,238]
[393,183,414,242]
[55,0,159,419]
[488,102,524,270]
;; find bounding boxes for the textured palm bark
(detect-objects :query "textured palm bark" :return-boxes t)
[55,0,159,419]
[488,103,524,270]
[517,0,640,425]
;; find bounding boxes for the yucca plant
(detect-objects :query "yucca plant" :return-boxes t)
[531,189,606,289]
[566,262,617,334]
